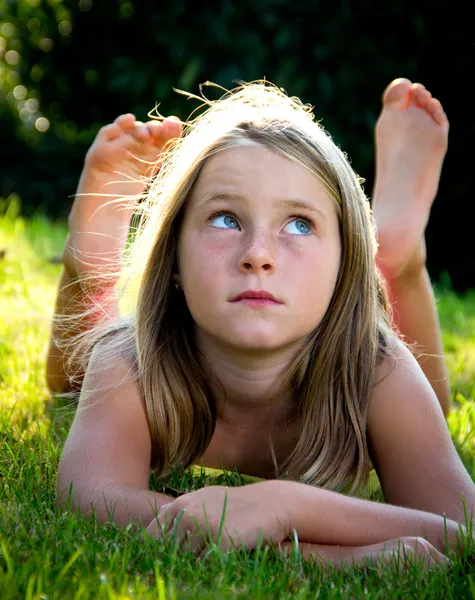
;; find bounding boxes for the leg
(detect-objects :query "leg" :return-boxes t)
[372,78,450,415]
[46,114,181,393]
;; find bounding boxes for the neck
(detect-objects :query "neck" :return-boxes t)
[196,329,299,430]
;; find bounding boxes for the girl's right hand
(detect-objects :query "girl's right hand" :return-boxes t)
[278,536,451,571]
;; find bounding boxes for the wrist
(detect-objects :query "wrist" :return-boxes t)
[258,480,307,539]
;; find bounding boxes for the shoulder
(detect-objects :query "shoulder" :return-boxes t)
[372,336,424,394]
[77,328,141,416]
[368,335,445,445]
[83,325,138,390]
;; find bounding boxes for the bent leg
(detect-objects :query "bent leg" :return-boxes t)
[372,78,450,415]
[46,115,182,393]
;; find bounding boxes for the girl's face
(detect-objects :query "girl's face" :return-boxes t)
[177,145,341,354]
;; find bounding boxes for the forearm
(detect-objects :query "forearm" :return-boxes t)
[279,538,449,570]
[280,540,399,566]
[385,266,450,415]
[56,481,172,528]
[275,480,463,555]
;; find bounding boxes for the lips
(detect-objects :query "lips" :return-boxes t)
[231,290,283,303]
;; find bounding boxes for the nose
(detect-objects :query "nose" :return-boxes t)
[238,230,276,274]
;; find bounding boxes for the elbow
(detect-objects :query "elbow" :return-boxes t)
[56,475,126,525]
[56,474,80,513]
[56,475,98,521]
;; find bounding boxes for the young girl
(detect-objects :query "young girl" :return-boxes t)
[52,79,470,569]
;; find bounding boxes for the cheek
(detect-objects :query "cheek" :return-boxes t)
[297,240,341,310]
[286,236,340,281]
[179,233,231,290]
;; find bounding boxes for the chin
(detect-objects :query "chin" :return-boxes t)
[221,329,296,353]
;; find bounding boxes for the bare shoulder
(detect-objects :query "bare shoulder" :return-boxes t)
[58,331,151,500]
[367,336,475,521]
[80,329,139,401]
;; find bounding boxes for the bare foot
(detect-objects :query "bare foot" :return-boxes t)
[372,78,449,280]
[64,114,182,281]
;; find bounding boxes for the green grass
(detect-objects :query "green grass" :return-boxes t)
[2,196,475,599]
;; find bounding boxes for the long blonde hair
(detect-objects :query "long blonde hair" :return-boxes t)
[71,81,392,495]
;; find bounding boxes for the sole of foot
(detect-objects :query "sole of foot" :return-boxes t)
[372,78,449,279]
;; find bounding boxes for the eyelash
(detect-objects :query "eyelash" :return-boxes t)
[207,211,316,231]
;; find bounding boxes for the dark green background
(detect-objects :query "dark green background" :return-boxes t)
[0,0,472,288]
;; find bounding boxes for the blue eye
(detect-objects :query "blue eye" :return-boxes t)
[284,218,311,235]
[209,214,240,229]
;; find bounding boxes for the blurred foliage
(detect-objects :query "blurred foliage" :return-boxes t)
[0,0,473,288]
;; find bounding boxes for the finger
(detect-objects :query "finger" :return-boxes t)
[145,516,170,539]
[424,545,452,569]
[153,504,178,538]
[175,518,205,546]
[277,540,294,556]
[179,529,203,554]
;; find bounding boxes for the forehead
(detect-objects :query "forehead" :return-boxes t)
[189,145,337,214]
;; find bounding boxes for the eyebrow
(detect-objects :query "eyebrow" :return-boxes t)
[199,192,329,220]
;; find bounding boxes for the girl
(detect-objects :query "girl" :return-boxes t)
[53,79,468,569]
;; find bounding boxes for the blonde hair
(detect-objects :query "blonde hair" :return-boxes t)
[69,81,393,495]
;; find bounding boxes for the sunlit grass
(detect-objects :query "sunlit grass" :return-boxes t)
[1,196,475,598]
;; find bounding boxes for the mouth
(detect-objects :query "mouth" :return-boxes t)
[230,290,283,305]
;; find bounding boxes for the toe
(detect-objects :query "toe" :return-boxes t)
[382,78,413,107]
[146,117,182,148]
[145,120,163,137]
[129,121,152,142]
[426,98,448,127]
[410,84,432,108]
[114,113,136,132]
[162,116,183,139]
[96,123,122,142]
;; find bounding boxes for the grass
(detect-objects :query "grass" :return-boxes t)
[2,196,475,598]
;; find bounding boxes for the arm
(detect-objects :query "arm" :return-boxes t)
[276,341,473,554]
[278,538,449,570]
[271,479,462,555]
[56,342,172,526]
[146,476,461,560]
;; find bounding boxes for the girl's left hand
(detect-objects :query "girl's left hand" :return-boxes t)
[278,537,452,572]
[145,481,292,554]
